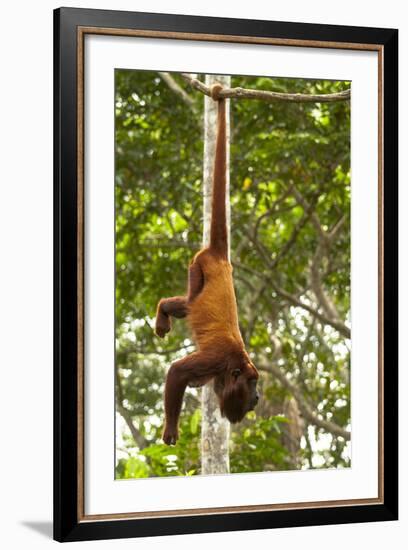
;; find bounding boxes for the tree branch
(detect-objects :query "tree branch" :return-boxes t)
[253,184,295,241]
[327,215,346,242]
[270,279,350,339]
[310,240,342,322]
[290,185,326,239]
[115,369,148,449]
[247,190,319,272]
[277,185,349,331]
[233,260,351,338]
[181,73,350,103]
[258,360,350,441]
[309,214,347,324]
[159,72,198,113]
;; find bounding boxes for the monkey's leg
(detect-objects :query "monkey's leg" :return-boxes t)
[163,352,218,445]
[155,296,187,338]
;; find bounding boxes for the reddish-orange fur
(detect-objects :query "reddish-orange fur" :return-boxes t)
[155,84,259,445]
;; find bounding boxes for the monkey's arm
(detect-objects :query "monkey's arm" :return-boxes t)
[155,260,204,338]
[155,296,187,338]
[187,260,204,302]
[163,351,220,444]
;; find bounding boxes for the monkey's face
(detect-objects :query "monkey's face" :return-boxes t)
[214,358,259,424]
[246,377,260,412]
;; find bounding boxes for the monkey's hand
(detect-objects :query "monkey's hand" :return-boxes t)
[162,424,179,446]
[155,312,171,338]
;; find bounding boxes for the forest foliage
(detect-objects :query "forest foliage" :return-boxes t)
[115,70,351,479]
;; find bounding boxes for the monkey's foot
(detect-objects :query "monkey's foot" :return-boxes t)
[162,426,179,446]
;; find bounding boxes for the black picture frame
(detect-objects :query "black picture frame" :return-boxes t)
[54,7,398,542]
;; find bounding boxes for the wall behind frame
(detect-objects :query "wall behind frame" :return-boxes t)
[0,0,405,548]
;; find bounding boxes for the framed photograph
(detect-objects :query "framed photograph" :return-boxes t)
[54,7,398,542]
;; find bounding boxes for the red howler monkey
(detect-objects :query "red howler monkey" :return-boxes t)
[155,83,259,445]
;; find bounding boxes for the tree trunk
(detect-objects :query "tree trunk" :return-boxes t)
[201,74,231,475]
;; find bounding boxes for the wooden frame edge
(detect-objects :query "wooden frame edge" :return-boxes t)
[78,25,383,52]
[74,23,387,525]
[77,25,85,522]
[79,497,382,523]
[377,45,385,503]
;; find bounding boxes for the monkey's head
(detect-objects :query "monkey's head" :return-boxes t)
[214,352,260,424]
